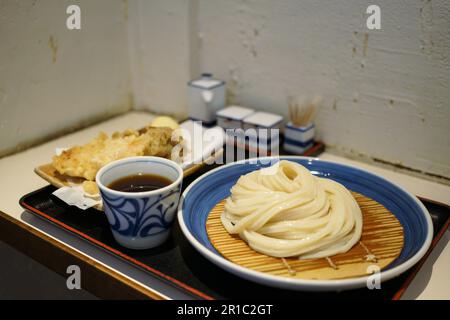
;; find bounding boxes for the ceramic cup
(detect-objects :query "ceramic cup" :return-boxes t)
[283,122,315,155]
[96,156,183,250]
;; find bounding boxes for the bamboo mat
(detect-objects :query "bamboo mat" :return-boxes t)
[206,192,404,280]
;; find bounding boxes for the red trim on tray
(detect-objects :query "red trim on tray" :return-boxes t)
[392,217,449,300]
[20,201,214,300]
[301,142,324,157]
[20,172,448,300]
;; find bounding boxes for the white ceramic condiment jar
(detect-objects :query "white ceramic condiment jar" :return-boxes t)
[188,73,226,126]
[242,111,283,152]
[216,105,255,130]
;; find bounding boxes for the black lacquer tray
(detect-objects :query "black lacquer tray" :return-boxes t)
[19,145,449,300]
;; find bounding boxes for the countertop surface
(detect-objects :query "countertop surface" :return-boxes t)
[0,111,448,299]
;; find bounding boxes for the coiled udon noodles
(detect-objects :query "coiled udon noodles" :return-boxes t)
[221,160,363,259]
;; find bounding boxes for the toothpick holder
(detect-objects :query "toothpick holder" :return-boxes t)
[283,122,315,154]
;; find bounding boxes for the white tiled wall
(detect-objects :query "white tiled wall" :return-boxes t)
[193,0,450,179]
[127,0,193,119]
[0,0,131,156]
[1,0,449,179]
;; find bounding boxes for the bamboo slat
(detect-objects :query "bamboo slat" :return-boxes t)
[206,192,404,280]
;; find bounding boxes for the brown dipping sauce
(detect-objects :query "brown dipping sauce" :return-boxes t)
[108,174,172,193]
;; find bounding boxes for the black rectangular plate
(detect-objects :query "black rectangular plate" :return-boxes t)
[19,146,450,299]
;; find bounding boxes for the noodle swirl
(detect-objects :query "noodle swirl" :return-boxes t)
[221,160,362,259]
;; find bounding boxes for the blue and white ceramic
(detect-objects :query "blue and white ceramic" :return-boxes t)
[178,156,433,291]
[97,156,183,250]
[283,122,315,154]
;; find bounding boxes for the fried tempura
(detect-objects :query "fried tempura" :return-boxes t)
[82,181,99,196]
[52,126,176,181]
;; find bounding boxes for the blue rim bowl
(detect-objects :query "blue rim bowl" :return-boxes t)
[178,156,433,291]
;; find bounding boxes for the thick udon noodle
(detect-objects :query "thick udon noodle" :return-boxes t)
[221,160,362,259]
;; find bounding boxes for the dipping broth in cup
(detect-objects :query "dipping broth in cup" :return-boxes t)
[108,174,172,193]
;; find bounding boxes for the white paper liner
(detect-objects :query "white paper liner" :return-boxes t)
[52,185,101,210]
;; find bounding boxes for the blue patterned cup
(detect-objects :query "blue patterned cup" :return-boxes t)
[96,156,183,250]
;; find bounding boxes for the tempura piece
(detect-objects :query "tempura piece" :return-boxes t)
[52,126,176,181]
[82,181,99,197]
